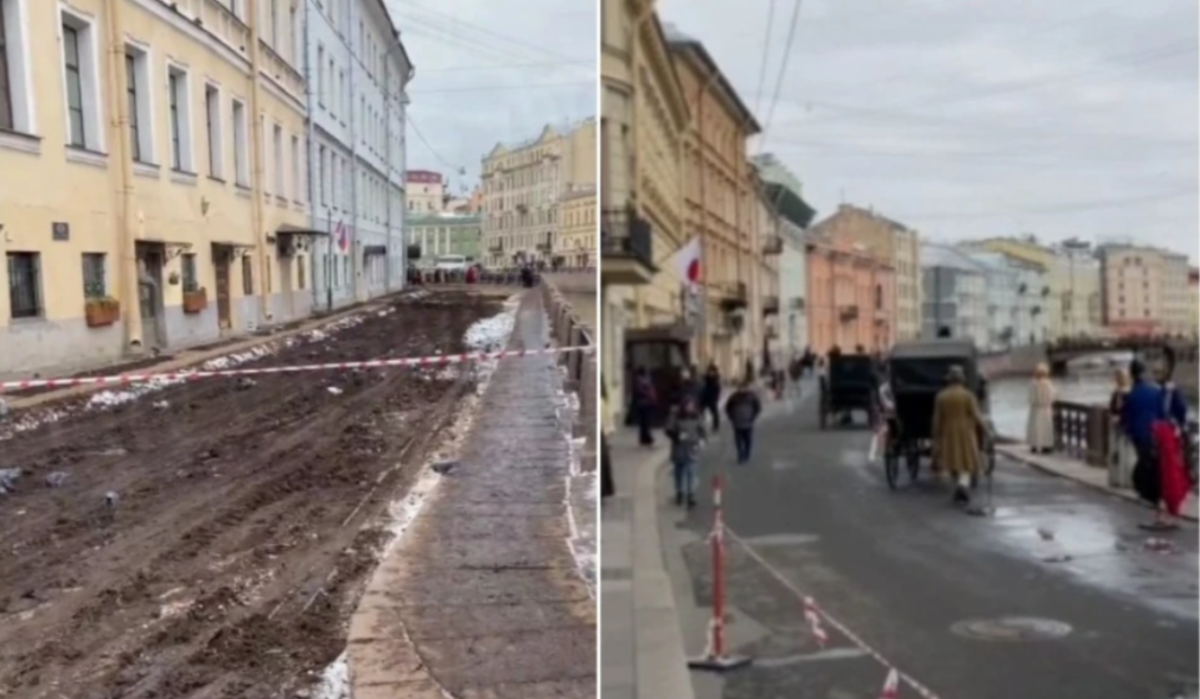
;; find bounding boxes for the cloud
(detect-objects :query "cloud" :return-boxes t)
[657,0,1199,257]
[388,0,596,192]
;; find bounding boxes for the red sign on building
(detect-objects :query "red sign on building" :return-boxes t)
[406,170,442,184]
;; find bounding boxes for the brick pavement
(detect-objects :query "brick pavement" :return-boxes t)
[347,290,594,699]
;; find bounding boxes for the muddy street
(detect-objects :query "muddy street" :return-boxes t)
[0,290,504,699]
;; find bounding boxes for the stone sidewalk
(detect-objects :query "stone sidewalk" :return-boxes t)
[996,443,1199,521]
[601,430,695,699]
[348,291,594,699]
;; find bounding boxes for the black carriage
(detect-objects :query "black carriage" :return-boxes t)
[818,354,880,430]
[882,339,996,490]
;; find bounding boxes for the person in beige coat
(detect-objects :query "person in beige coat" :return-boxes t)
[933,366,990,505]
[1026,363,1057,454]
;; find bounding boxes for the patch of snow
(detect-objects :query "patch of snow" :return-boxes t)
[313,651,351,699]
[464,311,515,353]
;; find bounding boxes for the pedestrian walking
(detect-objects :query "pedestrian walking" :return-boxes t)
[665,397,706,508]
[1123,360,1189,531]
[932,365,990,506]
[676,366,702,409]
[1108,368,1136,487]
[725,378,763,464]
[1026,363,1056,454]
[601,378,615,500]
[631,367,658,447]
[701,362,722,431]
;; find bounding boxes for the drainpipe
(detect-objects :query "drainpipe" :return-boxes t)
[303,0,320,311]
[104,0,143,350]
[347,6,361,303]
[383,61,391,294]
[247,2,271,323]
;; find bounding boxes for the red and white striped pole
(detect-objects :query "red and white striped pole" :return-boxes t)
[688,473,751,672]
[880,668,900,698]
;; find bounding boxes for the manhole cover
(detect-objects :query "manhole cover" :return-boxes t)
[951,617,1072,641]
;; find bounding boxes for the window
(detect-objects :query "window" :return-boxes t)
[167,66,192,171]
[290,135,300,200]
[181,253,198,292]
[123,53,140,160]
[297,255,306,290]
[273,124,283,195]
[316,45,324,107]
[7,252,41,318]
[232,98,248,185]
[318,145,327,205]
[269,0,279,48]
[62,24,85,147]
[205,85,222,177]
[242,254,253,295]
[82,253,106,297]
[0,2,13,130]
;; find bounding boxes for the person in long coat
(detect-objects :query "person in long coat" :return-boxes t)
[933,365,990,506]
[1026,363,1056,453]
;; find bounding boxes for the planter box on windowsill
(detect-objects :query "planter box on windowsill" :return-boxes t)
[84,298,120,328]
[183,289,208,314]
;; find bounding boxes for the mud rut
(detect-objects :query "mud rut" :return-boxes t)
[0,292,501,699]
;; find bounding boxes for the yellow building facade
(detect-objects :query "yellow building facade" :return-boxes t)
[667,27,763,379]
[479,119,596,269]
[599,0,690,410]
[0,0,311,378]
[557,186,597,268]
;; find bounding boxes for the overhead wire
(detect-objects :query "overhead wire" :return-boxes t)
[751,0,778,120]
[757,0,804,153]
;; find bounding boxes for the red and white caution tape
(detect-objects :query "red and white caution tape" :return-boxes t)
[0,345,595,392]
[725,527,943,699]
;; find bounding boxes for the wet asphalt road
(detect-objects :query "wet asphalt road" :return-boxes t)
[673,394,1199,699]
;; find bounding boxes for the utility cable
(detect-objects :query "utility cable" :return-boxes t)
[751,0,778,121]
[758,0,803,151]
[406,114,462,173]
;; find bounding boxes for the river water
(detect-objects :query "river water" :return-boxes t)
[988,351,1195,440]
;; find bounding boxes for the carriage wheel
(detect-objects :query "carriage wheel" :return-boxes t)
[884,449,899,491]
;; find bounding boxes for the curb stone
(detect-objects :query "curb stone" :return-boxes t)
[997,444,1198,523]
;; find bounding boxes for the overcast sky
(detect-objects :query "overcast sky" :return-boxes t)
[658,0,1199,258]
[389,0,596,198]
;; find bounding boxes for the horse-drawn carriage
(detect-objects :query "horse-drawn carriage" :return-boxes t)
[818,353,879,429]
[882,339,997,490]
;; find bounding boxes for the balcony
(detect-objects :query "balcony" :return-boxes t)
[839,305,860,322]
[601,206,656,285]
[719,281,748,311]
[762,235,783,256]
[762,295,780,315]
[789,297,806,312]
[489,242,504,253]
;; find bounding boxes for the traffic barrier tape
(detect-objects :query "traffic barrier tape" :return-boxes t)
[0,345,596,392]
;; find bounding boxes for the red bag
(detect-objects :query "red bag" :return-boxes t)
[1152,420,1189,517]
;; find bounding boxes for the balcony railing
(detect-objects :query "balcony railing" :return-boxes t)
[601,206,653,268]
[839,305,860,322]
[719,281,748,311]
[762,235,783,255]
[762,295,780,315]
